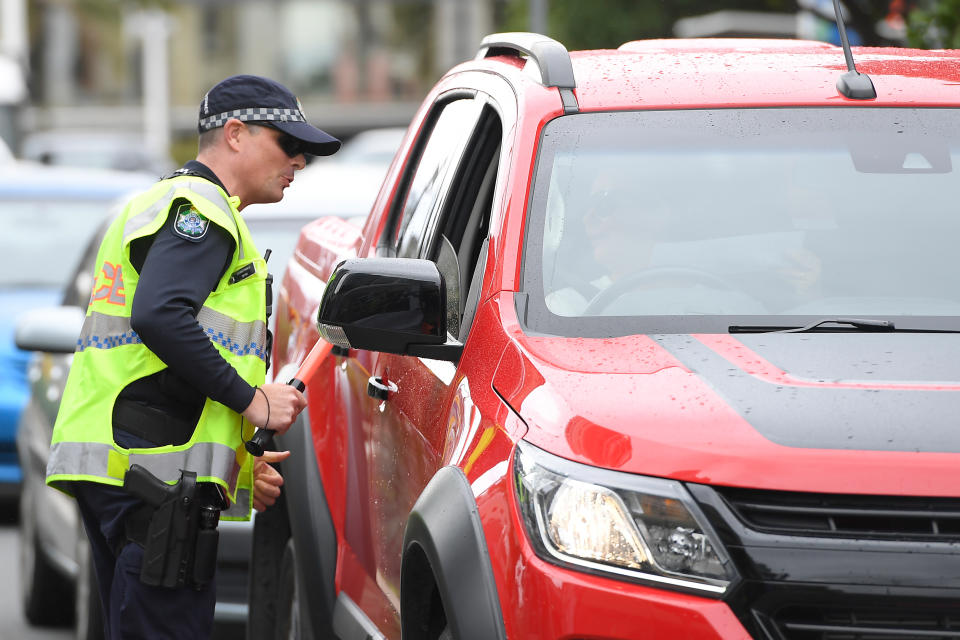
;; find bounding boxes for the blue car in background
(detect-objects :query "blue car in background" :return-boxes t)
[0,161,155,502]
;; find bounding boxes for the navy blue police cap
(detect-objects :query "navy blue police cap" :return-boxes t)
[198,74,341,156]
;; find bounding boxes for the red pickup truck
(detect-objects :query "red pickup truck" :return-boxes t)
[249,29,960,640]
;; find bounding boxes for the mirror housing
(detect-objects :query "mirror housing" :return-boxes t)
[316,258,463,362]
[15,305,85,353]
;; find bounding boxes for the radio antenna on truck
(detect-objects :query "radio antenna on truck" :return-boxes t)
[832,0,877,99]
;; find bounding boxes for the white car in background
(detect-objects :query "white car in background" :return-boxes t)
[0,135,13,163]
[20,129,176,176]
[246,126,406,228]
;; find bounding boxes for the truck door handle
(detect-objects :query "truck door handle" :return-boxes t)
[367,376,398,401]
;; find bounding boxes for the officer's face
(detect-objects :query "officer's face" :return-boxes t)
[241,124,306,205]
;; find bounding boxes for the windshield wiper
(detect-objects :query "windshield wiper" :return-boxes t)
[729,318,895,334]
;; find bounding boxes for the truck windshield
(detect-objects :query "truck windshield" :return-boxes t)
[520,107,960,336]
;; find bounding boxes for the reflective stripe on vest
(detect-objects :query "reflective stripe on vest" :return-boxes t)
[197,306,268,360]
[122,180,244,259]
[122,184,177,241]
[47,440,240,486]
[76,308,267,361]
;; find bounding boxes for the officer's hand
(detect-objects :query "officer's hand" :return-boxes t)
[242,383,306,436]
[253,450,290,512]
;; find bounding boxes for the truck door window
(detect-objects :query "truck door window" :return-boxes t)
[425,104,504,340]
[392,98,484,258]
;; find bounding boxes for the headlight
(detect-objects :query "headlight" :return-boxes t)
[514,441,737,595]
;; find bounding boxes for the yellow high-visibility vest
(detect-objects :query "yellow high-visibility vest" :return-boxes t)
[47,176,267,520]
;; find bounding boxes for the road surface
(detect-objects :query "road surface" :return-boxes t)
[0,507,72,640]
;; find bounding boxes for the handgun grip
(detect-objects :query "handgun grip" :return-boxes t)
[123,464,175,508]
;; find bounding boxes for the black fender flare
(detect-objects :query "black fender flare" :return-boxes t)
[274,406,338,639]
[402,465,507,640]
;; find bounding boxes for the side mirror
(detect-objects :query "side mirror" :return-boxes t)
[15,306,85,354]
[316,258,463,362]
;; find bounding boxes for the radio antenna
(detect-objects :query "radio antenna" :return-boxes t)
[833,0,877,99]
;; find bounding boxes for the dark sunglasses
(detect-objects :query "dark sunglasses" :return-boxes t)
[276,132,308,158]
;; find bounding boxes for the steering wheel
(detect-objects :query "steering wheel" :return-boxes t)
[582,266,740,315]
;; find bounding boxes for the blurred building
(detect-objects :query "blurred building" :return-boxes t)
[11,0,911,162]
[11,0,498,160]
[0,0,27,152]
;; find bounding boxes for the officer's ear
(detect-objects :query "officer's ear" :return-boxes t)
[222,118,246,153]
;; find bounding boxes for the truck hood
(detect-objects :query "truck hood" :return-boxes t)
[499,331,960,496]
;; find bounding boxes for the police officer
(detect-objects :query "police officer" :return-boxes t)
[46,75,340,639]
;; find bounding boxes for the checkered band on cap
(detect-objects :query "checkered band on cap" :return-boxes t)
[198,107,306,132]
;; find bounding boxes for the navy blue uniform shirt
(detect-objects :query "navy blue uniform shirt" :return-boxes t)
[117,161,256,433]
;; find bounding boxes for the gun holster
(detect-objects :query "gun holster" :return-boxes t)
[122,464,221,590]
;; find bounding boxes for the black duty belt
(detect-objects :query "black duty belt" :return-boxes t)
[113,399,195,446]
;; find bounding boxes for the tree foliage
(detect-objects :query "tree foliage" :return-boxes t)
[906,0,960,48]
[501,0,795,49]
[499,0,960,50]
[71,0,173,23]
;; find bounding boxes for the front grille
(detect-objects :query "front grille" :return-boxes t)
[716,487,960,541]
[686,484,960,640]
[773,605,960,640]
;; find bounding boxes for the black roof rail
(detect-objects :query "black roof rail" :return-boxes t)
[831,0,876,100]
[476,32,579,114]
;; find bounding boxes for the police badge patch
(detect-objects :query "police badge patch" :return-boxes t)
[174,204,209,240]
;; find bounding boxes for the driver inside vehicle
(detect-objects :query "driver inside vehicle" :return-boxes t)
[545,172,667,315]
[545,170,757,316]
[543,169,821,317]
